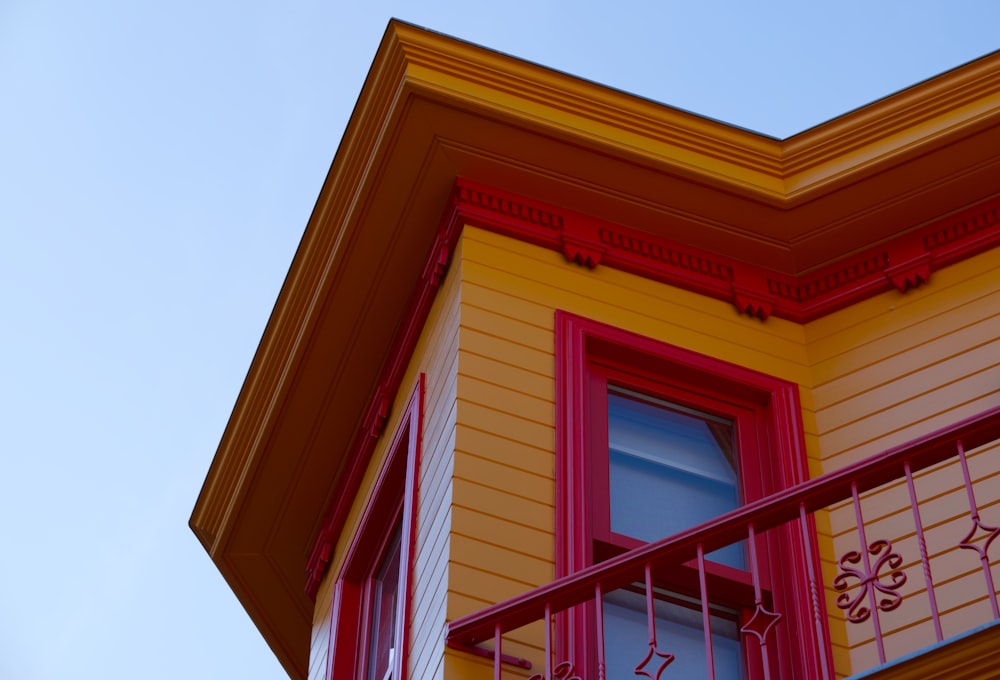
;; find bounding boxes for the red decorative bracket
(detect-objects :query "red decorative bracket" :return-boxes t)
[884,237,931,292]
[422,235,451,288]
[733,294,773,320]
[363,389,390,439]
[305,535,333,596]
[561,233,604,268]
[886,258,931,292]
[731,268,775,319]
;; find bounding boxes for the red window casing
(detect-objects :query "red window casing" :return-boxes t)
[327,375,423,680]
[555,312,830,678]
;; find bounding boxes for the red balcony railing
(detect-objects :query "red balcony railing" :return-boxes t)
[446,404,1000,679]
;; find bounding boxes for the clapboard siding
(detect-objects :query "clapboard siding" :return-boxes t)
[811,306,1000,411]
[451,227,1000,678]
[448,226,816,679]
[805,248,1000,368]
[463,258,811,379]
[805,246,1000,676]
[311,221,999,680]
[815,339,1000,435]
[451,503,553,563]
[456,423,554,479]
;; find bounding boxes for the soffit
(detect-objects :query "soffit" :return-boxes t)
[190,20,1000,678]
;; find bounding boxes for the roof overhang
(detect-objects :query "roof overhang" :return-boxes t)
[189,20,1000,678]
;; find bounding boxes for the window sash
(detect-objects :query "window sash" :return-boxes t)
[607,389,744,568]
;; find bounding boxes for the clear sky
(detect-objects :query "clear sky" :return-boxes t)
[1,1,997,678]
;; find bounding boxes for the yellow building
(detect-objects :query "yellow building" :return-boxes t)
[190,21,1000,680]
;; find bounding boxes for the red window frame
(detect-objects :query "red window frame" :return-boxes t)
[327,375,424,680]
[590,368,764,563]
[555,312,829,678]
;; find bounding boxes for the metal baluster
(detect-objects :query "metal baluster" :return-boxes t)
[740,523,782,680]
[633,561,674,679]
[798,503,832,680]
[494,623,502,680]
[955,439,1000,619]
[903,460,943,641]
[697,544,715,680]
[527,602,572,680]
[852,482,887,664]
[545,603,553,680]
[645,562,656,652]
[595,583,607,680]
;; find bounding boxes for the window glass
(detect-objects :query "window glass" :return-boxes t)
[367,529,402,680]
[607,389,743,568]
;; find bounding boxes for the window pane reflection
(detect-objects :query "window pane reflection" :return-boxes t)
[608,389,743,568]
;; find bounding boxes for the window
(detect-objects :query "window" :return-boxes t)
[601,385,750,568]
[327,376,423,680]
[367,528,402,680]
[555,312,824,678]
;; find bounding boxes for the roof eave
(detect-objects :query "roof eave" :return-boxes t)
[190,21,1000,677]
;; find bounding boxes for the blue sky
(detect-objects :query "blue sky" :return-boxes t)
[1,2,997,678]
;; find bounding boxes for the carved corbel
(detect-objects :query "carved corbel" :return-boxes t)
[561,233,604,268]
[362,389,390,439]
[884,238,931,292]
[731,269,775,320]
[422,238,451,288]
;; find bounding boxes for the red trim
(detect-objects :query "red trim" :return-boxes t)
[324,375,425,680]
[305,201,463,597]
[554,311,829,678]
[454,179,1000,322]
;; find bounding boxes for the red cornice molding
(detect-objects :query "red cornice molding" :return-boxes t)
[453,179,1000,322]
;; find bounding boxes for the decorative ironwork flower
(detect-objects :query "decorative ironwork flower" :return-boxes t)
[833,539,907,623]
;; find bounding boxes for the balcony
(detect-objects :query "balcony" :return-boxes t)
[446,405,1000,679]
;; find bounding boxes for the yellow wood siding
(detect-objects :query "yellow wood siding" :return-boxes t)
[311,224,999,679]
[449,226,817,678]
[449,226,1000,680]
[805,246,1000,676]
[308,242,463,680]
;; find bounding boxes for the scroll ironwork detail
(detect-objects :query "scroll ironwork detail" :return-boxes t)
[833,539,907,623]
